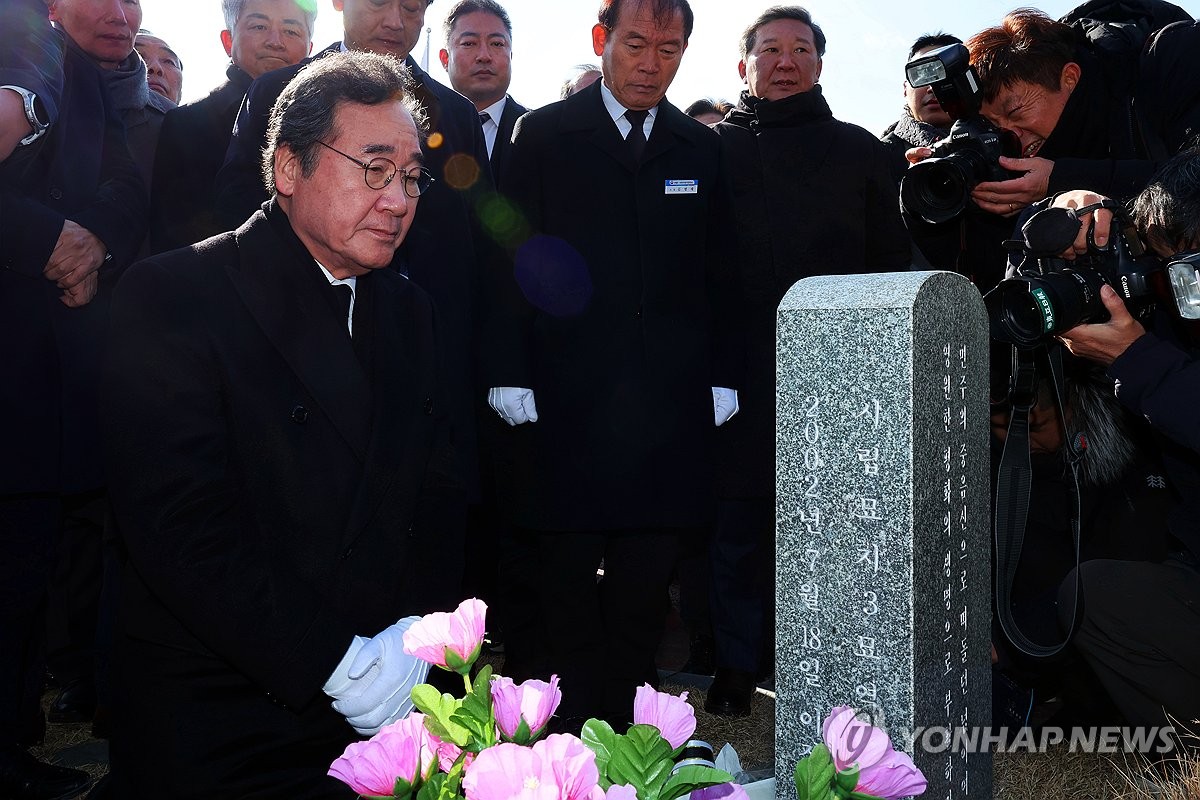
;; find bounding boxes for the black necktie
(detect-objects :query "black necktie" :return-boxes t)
[478,111,490,127]
[625,109,649,162]
[332,283,353,334]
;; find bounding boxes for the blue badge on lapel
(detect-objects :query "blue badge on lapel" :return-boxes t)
[664,179,699,195]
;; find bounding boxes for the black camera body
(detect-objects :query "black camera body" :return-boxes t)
[985,206,1163,347]
[899,44,1022,224]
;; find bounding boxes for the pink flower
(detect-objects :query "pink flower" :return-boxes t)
[605,786,638,800]
[433,738,474,773]
[632,684,695,749]
[462,736,601,800]
[402,598,488,673]
[540,734,601,800]
[690,784,750,800]
[329,712,438,797]
[491,674,562,743]
[821,706,927,799]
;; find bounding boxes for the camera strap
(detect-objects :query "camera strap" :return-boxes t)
[993,343,1084,659]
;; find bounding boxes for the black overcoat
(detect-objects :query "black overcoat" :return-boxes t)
[489,94,527,188]
[150,63,253,252]
[0,18,146,495]
[712,88,912,498]
[484,80,737,531]
[103,203,451,795]
[215,47,493,498]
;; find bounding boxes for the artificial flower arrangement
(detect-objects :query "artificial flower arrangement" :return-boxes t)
[329,599,926,800]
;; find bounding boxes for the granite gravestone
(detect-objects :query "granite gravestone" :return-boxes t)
[774,271,991,800]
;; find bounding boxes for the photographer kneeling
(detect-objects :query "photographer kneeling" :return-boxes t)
[1052,150,1200,741]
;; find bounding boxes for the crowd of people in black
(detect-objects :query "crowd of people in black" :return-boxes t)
[3,0,1200,797]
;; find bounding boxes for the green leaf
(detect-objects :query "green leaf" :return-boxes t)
[438,759,465,800]
[834,766,860,797]
[605,724,676,800]
[582,718,619,784]
[451,663,497,752]
[846,792,886,800]
[794,744,836,800]
[414,773,444,800]
[659,765,735,800]
[411,684,469,747]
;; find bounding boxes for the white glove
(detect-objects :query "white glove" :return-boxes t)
[326,617,431,736]
[488,386,539,426]
[713,387,739,426]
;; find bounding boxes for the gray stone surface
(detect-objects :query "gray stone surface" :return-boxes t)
[774,271,991,799]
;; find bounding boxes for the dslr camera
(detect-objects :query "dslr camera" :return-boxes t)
[900,44,1022,224]
[984,203,1200,347]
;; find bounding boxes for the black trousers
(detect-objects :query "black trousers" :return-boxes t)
[708,497,774,675]
[1062,555,1200,732]
[0,494,61,747]
[531,529,679,724]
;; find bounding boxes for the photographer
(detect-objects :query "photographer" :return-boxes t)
[907,4,1198,290]
[1050,151,1200,736]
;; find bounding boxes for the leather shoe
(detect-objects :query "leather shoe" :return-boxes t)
[47,679,96,725]
[704,667,756,717]
[0,746,91,800]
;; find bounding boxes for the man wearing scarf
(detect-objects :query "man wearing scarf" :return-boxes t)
[705,5,910,717]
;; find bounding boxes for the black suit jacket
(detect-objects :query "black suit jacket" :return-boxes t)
[485,80,737,531]
[0,16,147,495]
[489,94,527,188]
[215,46,492,498]
[104,202,450,793]
[150,63,252,252]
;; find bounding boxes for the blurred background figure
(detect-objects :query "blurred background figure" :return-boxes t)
[683,97,731,125]
[560,62,601,99]
[150,0,315,252]
[134,29,183,104]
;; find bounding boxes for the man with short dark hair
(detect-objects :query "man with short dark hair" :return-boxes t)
[439,0,526,183]
[217,4,493,576]
[705,4,910,716]
[879,32,960,181]
[106,49,445,797]
[484,0,738,728]
[150,0,314,252]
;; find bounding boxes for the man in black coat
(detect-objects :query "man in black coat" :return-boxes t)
[105,51,448,798]
[484,0,738,726]
[437,0,527,186]
[0,0,146,794]
[150,0,316,252]
[704,6,911,716]
[217,1,493,568]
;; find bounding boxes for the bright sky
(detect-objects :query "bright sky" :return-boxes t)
[141,0,1144,137]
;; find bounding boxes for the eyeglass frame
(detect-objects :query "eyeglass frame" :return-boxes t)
[315,140,434,198]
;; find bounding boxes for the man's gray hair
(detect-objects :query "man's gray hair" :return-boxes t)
[222,0,317,36]
[740,6,825,59]
[261,50,427,194]
[443,0,512,42]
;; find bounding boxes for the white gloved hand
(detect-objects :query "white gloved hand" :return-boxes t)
[488,386,539,426]
[713,387,740,426]
[324,635,370,697]
[327,616,431,736]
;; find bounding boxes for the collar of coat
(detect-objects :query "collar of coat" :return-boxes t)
[728,86,833,130]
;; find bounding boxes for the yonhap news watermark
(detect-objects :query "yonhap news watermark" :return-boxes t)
[906,725,1177,754]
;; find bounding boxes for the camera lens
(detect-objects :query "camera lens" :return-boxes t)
[985,270,1108,346]
[901,157,970,224]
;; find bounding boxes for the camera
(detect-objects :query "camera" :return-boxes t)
[985,205,1164,347]
[899,44,1022,224]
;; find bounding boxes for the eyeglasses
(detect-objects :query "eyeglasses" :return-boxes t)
[316,140,434,197]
